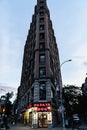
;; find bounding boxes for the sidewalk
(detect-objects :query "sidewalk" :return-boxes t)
[52,127,71,130]
[1,122,87,130]
[9,124,72,130]
[9,123,87,130]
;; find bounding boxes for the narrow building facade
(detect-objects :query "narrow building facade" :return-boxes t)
[81,74,87,95]
[17,0,62,128]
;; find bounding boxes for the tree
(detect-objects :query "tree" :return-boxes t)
[62,85,82,117]
[78,94,87,117]
[0,92,13,117]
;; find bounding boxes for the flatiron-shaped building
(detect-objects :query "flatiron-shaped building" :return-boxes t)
[17,0,62,128]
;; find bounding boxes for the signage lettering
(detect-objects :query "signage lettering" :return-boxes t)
[34,103,50,107]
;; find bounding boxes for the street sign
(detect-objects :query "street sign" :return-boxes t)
[58,105,65,112]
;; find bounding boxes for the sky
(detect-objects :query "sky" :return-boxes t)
[0,0,87,98]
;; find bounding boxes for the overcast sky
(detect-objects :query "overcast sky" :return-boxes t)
[0,0,87,96]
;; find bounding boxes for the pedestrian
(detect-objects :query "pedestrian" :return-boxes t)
[3,115,10,129]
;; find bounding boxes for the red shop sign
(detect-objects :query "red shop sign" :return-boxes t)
[37,107,47,111]
[34,103,50,107]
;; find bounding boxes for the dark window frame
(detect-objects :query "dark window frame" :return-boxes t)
[40,11,44,16]
[39,67,46,78]
[40,1,44,4]
[39,42,45,50]
[39,33,45,40]
[40,6,44,10]
[39,24,44,30]
[39,82,46,100]
[40,17,44,22]
[39,54,45,62]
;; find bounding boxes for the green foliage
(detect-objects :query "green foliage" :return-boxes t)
[1,92,13,101]
[63,85,82,117]
[0,92,14,117]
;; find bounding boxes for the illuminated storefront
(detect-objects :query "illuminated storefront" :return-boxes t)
[22,102,53,128]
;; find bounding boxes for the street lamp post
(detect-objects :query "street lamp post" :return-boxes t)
[58,59,72,130]
[60,59,72,67]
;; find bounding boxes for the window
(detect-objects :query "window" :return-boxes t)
[25,96,26,104]
[40,6,44,10]
[40,1,44,4]
[39,82,46,100]
[51,90,53,98]
[40,17,44,22]
[39,67,46,77]
[39,54,45,62]
[31,88,34,102]
[27,92,30,103]
[39,42,45,50]
[40,25,44,30]
[40,11,44,16]
[39,33,45,40]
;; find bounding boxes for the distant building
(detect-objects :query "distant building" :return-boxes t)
[81,76,87,95]
[17,0,62,128]
[0,100,5,117]
[0,102,3,115]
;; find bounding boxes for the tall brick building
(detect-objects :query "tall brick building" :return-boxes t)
[17,0,62,128]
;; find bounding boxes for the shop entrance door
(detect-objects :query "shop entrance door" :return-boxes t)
[29,112,32,127]
[38,112,47,128]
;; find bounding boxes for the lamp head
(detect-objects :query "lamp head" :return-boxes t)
[68,59,72,62]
